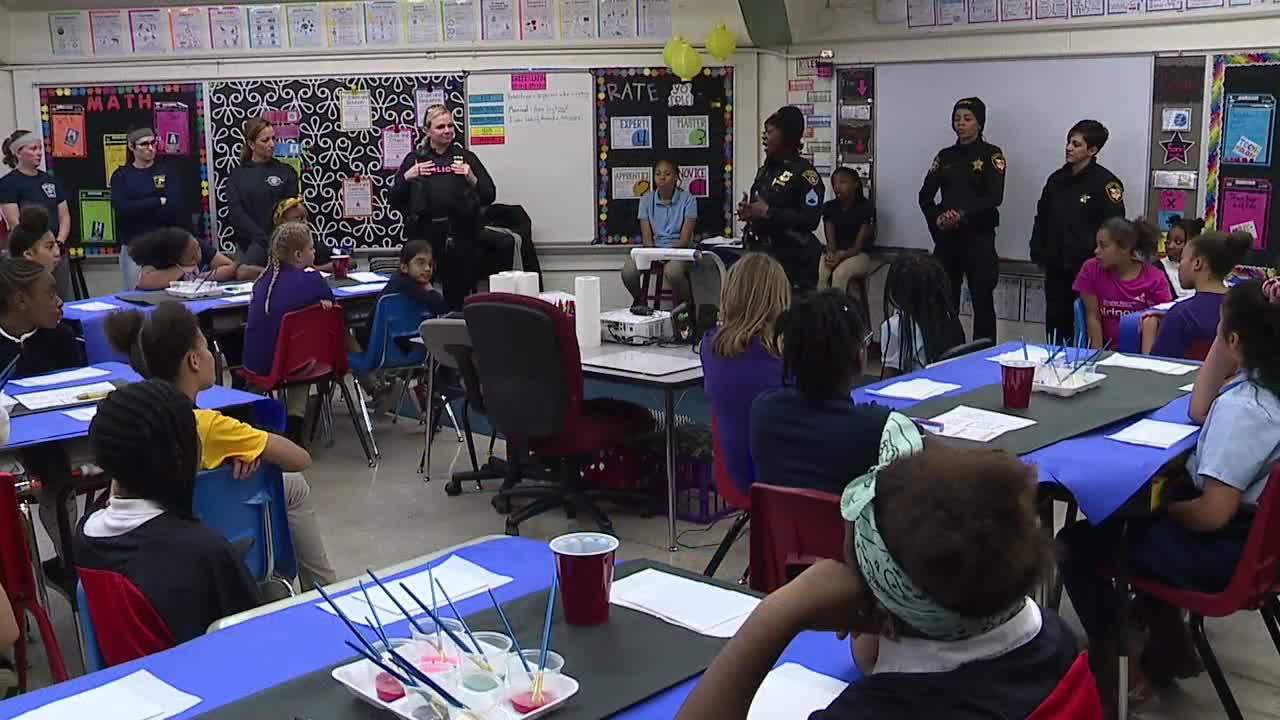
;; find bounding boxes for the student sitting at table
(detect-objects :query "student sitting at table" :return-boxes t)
[105,302,337,589]
[0,257,82,378]
[1144,230,1250,360]
[273,197,333,274]
[75,380,260,649]
[700,253,789,493]
[1059,278,1280,710]
[878,252,965,377]
[7,205,60,274]
[1073,216,1172,349]
[677,440,1095,720]
[750,288,889,494]
[128,227,247,290]
[1160,217,1204,301]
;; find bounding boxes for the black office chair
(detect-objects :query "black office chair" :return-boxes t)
[936,338,997,364]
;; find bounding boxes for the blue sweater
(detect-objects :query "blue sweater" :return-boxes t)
[110,163,183,244]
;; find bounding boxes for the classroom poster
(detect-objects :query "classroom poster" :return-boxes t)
[1147,0,1184,9]
[968,0,999,22]
[518,0,555,39]
[341,176,374,218]
[907,0,937,26]
[680,165,709,198]
[248,5,284,49]
[208,6,245,50]
[560,0,597,39]
[611,116,653,149]
[78,191,115,245]
[481,0,515,40]
[1187,0,1224,6]
[1070,0,1105,16]
[49,106,87,159]
[129,9,169,53]
[599,0,637,38]
[1035,0,1069,17]
[638,0,673,38]
[468,92,505,145]
[1220,178,1271,249]
[89,10,127,55]
[381,126,414,169]
[287,4,324,48]
[170,8,211,51]
[365,0,403,46]
[938,0,968,24]
[611,167,652,200]
[667,115,708,149]
[443,0,477,42]
[102,134,129,185]
[48,12,90,57]
[415,87,446,126]
[339,89,373,131]
[263,109,302,141]
[1001,0,1034,20]
[1106,0,1143,14]
[153,102,191,155]
[1223,94,1275,166]
[325,3,365,47]
[406,0,442,43]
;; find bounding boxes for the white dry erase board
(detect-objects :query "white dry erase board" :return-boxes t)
[874,56,1154,261]
[466,71,595,244]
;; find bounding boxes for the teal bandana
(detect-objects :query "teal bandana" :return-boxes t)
[841,412,1022,641]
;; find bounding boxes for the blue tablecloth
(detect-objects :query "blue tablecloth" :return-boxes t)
[0,536,859,719]
[853,342,1201,522]
[2,361,275,450]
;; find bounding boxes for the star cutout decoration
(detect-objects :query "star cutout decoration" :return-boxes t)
[972,159,984,171]
[1161,132,1195,165]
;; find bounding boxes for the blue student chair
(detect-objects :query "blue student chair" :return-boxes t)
[75,581,106,673]
[348,293,434,422]
[192,463,296,595]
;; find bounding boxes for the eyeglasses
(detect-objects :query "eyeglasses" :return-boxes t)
[134,139,157,148]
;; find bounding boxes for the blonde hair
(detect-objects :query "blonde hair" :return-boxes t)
[712,253,790,359]
[424,104,452,129]
[257,221,312,314]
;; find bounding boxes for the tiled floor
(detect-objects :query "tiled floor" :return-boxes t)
[17,405,1280,718]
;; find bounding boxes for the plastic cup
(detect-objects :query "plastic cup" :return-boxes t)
[507,649,565,712]
[332,253,352,279]
[1000,359,1035,409]
[453,667,504,718]
[507,668,568,715]
[410,617,465,676]
[469,631,513,679]
[550,532,618,626]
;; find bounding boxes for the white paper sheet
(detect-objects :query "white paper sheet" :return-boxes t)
[929,406,1037,443]
[316,555,514,623]
[10,366,110,388]
[15,670,201,720]
[63,406,98,422]
[67,300,120,313]
[1107,419,1198,449]
[347,271,388,283]
[985,346,1050,364]
[581,350,701,376]
[747,663,848,720]
[17,381,117,411]
[0,393,16,411]
[1095,353,1197,376]
[1180,382,1195,392]
[218,294,251,304]
[610,568,760,636]
[865,378,961,401]
[334,282,388,295]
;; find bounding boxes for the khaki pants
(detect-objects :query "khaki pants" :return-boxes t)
[621,256,690,305]
[282,471,337,589]
[817,252,872,292]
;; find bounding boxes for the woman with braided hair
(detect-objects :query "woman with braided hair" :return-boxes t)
[879,252,966,378]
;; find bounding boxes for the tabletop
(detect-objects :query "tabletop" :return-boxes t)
[579,343,705,388]
[0,536,859,720]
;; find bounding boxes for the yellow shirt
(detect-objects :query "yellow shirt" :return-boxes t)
[193,408,270,470]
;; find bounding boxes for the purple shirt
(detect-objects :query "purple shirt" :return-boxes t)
[243,263,334,375]
[699,332,784,494]
[1072,258,1172,346]
[1150,291,1224,360]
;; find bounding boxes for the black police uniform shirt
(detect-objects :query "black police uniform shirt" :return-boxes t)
[226,159,300,252]
[389,143,498,228]
[918,139,1006,239]
[1030,160,1125,271]
[0,170,66,237]
[746,155,826,245]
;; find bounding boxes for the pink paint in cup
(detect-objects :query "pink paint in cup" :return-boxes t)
[550,532,618,626]
[1000,360,1035,409]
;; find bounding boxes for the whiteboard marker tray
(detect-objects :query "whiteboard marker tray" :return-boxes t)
[1033,371,1106,397]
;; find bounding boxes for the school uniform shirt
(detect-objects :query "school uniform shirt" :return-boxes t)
[75,498,260,644]
[0,170,66,237]
[109,163,183,245]
[225,160,299,254]
[194,409,269,469]
[918,139,1006,241]
[381,271,447,316]
[822,199,875,252]
[813,602,1082,719]
[1149,291,1223,360]
[0,323,85,379]
[639,188,698,248]
[745,155,825,247]
[1029,160,1125,271]
[243,263,334,376]
[1161,257,1194,300]
[749,386,890,494]
[699,333,785,494]
[1071,258,1172,346]
[1186,379,1280,507]
[878,313,927,374]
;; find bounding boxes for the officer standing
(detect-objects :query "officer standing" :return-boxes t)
[740,106,825,292]
[919,97,1006,343]
[1030,120,1125,345]
[389,104,496,311]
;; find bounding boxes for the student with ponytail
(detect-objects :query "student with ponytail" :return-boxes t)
[242,221,333,377]
[1146,230,1251,359]
[0,130,71,299]
[879,253,966,377]
[1073,216,1172,348]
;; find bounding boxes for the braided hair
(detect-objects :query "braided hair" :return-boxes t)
[255,221,312,314]
[89,379,199,518]
[104,302,201,382]
[774,288,868,400]
[0,258,51,316]
[883,253,965,370]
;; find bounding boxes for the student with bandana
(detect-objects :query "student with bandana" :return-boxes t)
[677,439,1097,719]
[740,106,826,292]
[111,127,183,291]
[919,97,1006,344]
[0,130,71,299]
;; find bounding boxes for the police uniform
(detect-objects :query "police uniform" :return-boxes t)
[389,142,497,311]
[918,138,1006,343]
[1030,160,1125,344]
[744,155,826,291]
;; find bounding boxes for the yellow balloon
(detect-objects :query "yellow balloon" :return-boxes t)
[663,35,685,68]
[706,24,736,61]
[672,43,704,82]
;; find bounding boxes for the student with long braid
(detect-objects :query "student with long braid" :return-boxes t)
[879,253,965,377]
[242,221,333,377]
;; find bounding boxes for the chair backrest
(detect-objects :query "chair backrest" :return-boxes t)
[688,249,730,341]
[0,475,38,607]
[1184,337,1212,362]
[748,483,845,593]
[77,567,175,667]
[192,463,294,582]
[75,581,106,672]
[936,338,997,364]
[360,293,431,371]
[463,292,579,439]
[1026,652,1103,720]
[1221,463,1280,606]
[1072,298,1088,349]
[421,317,487,413]
[710,415,750,511]
[368,255,401,276]
[259,304,350,387]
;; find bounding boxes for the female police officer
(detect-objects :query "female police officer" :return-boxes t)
[390,104,496,310]
[739,106,825,292]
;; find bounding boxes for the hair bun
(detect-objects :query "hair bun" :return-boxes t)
[16,204,49,234]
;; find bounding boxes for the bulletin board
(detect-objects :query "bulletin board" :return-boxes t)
[39,82,209,255]
[591,67,734,245]
[207,74,466,253]
[1206,53,1280,266]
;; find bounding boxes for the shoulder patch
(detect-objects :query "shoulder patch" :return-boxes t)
[992,152,1006,174]
[802,169,820,186]
[1105,181,1124,205]
[805,189,820,207]
[929,155,941,175]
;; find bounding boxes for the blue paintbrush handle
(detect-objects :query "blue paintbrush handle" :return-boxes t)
[400,582,476,655]
[538,574,558,672]
[366,569,427,635]
[487,587,530,675]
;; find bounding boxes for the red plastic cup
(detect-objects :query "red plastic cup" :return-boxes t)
[331,254,352,279]
[1000,359,1035,409]
[550,532,618,626]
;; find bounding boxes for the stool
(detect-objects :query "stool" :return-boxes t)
[640,260,676,310]
[846,274,871,327]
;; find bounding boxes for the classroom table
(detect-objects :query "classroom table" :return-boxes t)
[0,535,860,719]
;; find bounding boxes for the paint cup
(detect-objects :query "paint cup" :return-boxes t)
[1000,359,1035,409]
[410,617,464,676]
[469,631,513,679]
[332,253,352,279]
[550,532,618,626]
[507,650,566,713]
[452,667,503,718]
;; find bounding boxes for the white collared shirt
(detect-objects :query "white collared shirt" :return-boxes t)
[873,597,1043,675]
[0,325,37,346]
[82,497,166,539]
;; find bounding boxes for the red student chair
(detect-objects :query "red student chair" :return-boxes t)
[0,474,68,690]
[1026,652,1104,720]
[76,567,175,667]
[702,415,751,579]
[463,292,656,536]
[238,303,378,466]
[1104,464,1280,720]
[748,483,845,593]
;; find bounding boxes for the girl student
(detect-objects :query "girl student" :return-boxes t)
[1144,230,1251,360]
[1072,216,1172,349]
[105,302,337,589]
[620,158,698,307]
[678,442,1092,720]
[750,288,888,495]
[128,227,248,290]
[1161,216,1205,301]
[878,252,965,378]
[699,253,790,493]
[0,130,71,299]
[818,167,874,292]
[273,197,333,274]
[1060,278,1280,708]
[7,204,60,272]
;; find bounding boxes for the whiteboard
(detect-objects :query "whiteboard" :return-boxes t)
[875,56,1154,261]
[466,72,595,244]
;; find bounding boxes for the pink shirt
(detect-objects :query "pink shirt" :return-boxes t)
[1072,258,1173,346]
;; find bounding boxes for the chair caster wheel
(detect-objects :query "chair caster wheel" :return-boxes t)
[445,481,462,497]
[505,521,520,536]
[492,495,512,514]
